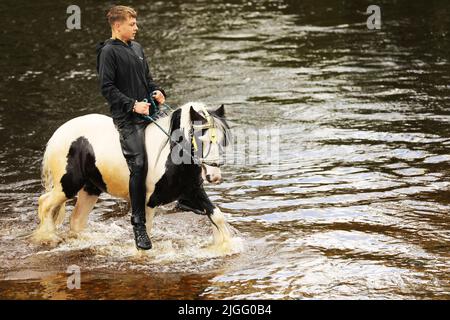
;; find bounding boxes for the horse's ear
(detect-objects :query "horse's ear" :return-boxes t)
[214,104,225,118]
[190,106,206,123]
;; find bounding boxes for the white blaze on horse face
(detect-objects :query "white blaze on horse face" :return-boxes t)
[200,130,223,184]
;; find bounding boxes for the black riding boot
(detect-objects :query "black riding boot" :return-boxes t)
[119,124,152,250]
[129,167,152,250]
[133,225,152,250]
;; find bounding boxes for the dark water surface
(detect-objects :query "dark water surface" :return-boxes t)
[0,0,449,299]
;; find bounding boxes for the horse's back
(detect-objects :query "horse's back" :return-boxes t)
[50,113,112,138]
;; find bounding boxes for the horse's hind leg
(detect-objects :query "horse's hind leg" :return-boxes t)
[70,188,98,235]
[33,188,68,245]
[54,200,67,226]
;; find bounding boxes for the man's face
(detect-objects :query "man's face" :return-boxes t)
[115,16,138,41]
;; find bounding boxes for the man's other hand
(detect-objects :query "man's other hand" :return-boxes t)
[152,90,166,105]
[134,101,150,115]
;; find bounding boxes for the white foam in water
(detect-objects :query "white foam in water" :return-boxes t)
[203,236,246,256]
[30,212,246,272]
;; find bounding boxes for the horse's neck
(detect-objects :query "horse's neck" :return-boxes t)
[145,116,173,171]
[144,110,204,187]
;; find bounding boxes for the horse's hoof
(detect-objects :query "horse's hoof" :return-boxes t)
[67,230,82,239]
[31,231,63,247]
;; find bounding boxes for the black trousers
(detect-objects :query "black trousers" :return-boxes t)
[118,123,149,226]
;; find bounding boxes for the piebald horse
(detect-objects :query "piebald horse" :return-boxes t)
[32,102,232,250]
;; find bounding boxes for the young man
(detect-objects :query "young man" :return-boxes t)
[96,5,166,250]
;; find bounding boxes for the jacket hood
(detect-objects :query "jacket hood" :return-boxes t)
[95,40,108,55]
[96,39,133,73]
[96,38,133,53]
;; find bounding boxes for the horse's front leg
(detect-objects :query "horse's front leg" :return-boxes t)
[145,206,155,237]
[196,188,232,247]
[145,188,156,237]
[208,206,232,247]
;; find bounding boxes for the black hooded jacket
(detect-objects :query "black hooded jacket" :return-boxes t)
[96,38,166,129]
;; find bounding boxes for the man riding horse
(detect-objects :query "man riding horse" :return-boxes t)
[31,5,232,251]
[96,5,165,250]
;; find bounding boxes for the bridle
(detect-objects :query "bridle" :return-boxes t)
[140,102,224,168]
[191,108,223,168]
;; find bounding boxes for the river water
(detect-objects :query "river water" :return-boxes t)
[0,0,449,299]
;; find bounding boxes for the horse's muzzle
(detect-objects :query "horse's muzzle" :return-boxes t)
[206,174,222,184]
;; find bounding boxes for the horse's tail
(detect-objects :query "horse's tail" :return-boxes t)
[41,142,53,193]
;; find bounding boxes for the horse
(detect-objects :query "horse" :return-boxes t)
[32,102,233,250]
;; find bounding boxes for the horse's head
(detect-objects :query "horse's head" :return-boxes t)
[188,104,230,184]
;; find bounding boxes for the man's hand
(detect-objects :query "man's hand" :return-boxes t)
[133,101,150,115]
[152,90,166,105]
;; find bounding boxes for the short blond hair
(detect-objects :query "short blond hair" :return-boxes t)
[106,5,137,27]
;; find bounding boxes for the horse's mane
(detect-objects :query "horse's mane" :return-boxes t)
[169,107,182,137]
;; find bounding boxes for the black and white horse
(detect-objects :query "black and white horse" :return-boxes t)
[32,102,232,250]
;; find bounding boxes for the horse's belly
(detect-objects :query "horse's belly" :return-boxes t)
[94,143,130,199]
[96,161,129,199]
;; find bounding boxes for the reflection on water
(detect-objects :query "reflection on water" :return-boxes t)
[0,0,449,299]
